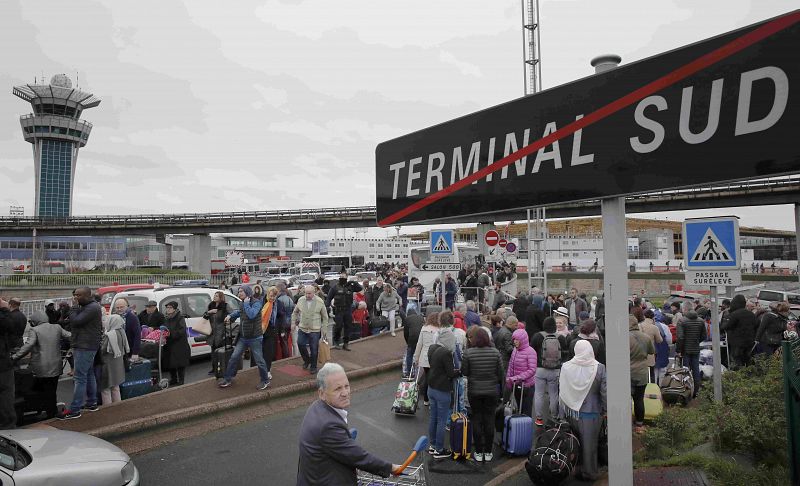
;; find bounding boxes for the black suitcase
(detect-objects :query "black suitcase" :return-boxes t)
[213,346,242,379]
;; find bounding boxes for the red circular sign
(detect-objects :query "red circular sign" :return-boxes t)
[485,230,499,246]
[498,238,508,248]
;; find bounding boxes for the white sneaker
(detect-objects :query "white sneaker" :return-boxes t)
[391,332,396,337]
[268,372,273,380]
[473,453,483,462]
[484,453,493,462]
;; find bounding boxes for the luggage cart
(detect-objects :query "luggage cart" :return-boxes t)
[357,436,428,486]
[140,333,170,390]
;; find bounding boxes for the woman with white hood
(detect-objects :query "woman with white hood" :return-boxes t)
[558,340,607,481]
[100,314,130,404]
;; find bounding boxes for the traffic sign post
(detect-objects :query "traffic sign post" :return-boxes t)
[683,216,740,403]
[430,229,455,306]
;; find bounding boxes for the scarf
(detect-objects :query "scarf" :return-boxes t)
[261,299,275,333]
[105,314,130,359]
[559,340,598,416]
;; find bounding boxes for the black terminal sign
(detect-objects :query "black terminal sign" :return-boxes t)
[375,10,800,226]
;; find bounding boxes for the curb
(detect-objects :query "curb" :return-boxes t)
[483,458,526,486]
[83,358,403,439]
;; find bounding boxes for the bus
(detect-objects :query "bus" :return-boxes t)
[301,255,351,274]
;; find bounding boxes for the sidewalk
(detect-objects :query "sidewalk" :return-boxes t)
[45,333,408,438]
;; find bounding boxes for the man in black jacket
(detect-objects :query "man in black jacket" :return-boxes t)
[297,363,397,485]
[7,298,27,349]
[0,298,18,428]
[326,273,363,351]
[403,308,424,377]
[677,310,707,398]
[59,287,103,420]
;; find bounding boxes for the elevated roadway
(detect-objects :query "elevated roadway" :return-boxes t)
[1,176,798,236]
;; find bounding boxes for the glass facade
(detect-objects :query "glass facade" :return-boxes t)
[38,139,73,217]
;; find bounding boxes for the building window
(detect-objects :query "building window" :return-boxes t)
[377,255,383,259]
[369,243,374,247]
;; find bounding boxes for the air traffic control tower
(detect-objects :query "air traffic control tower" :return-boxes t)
[13,74,100,217]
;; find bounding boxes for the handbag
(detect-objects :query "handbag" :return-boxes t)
[317,339,331,368]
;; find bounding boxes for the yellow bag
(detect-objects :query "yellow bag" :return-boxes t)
[317,339,331,368]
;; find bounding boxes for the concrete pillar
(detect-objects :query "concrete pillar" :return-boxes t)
[601,196,633,486]
[155,234,172,271]
[188,234,212,275]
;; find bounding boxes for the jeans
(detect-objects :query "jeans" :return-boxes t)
[469,395,497,454]
[70,348,98,412]
[297,330,321,370]
[404,347,414,376]
[446,378,466,428]
[427,387,451,451]
[534,367,560,420]
[683,354,701,398]
[224,336,269,383]
[654,367,667,386]
[0,369,16,428]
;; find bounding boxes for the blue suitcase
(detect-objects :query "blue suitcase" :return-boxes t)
[502,385,533,456]
[121,359,153,400]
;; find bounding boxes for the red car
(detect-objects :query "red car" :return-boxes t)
[98,284,156,311]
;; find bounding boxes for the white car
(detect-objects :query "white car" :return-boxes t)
[111,287,242,358]
[0,429,139,485]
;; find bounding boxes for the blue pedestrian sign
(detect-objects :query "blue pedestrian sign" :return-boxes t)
[683,217,740,270]
[430,229,454,255]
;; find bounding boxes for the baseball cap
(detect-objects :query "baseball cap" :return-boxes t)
[554,306,569,317]
[44,299,55,306]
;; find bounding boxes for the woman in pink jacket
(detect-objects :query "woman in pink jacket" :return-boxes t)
[505,328,538,417]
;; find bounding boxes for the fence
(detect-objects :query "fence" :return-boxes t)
[782,337,800,485]
[0,273,227,289]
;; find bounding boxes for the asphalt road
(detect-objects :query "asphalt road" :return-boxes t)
[132,380,523,486]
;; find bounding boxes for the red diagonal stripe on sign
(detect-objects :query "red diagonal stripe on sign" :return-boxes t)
[378,11,800,227]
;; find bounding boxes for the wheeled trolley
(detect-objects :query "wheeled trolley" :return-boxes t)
[357,436,428,486]
[140,334,170,390]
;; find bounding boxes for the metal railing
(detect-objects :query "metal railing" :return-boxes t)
[0,273,227,289]
[782,337,800,485]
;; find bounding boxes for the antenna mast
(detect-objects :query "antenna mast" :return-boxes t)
[521,0,542,95]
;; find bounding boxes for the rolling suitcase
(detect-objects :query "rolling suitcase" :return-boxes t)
[450,381,472,460]
[121,359,154,400]
[213,321,242,379]
[391,366,419,415]
[502,384,533,456]
[643,382,664,421]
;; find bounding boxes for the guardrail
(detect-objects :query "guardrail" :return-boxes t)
[782,337,800,485]
[0,273,227,289]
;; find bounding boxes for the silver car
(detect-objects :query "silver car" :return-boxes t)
[0,429,139,485]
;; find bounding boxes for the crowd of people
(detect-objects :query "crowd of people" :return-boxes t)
[386,284,795,480]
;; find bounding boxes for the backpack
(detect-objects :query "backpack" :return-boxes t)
[333,285,347,311]
[525,421,580,485]
[540,332,562,369]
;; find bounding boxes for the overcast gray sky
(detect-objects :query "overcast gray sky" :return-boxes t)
[1,0,797,240]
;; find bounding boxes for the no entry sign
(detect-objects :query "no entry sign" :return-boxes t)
[376,11,800,226]
[485,230,499,246]
[498,239,508,248]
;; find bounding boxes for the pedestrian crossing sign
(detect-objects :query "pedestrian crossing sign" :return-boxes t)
[430,229,454,255]
[683,217,740,270]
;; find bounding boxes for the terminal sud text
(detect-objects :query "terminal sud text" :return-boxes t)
[375,11,800,226]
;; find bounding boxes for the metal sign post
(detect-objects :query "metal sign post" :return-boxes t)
[430,229,455,308]
[602,196,633,486]
[710,286,723,402]
[683,216,740,403]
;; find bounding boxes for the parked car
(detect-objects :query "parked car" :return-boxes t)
[0,429,139,485]
[111,286,241,358]
[97,284,157,312]
[663,291,706,309]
